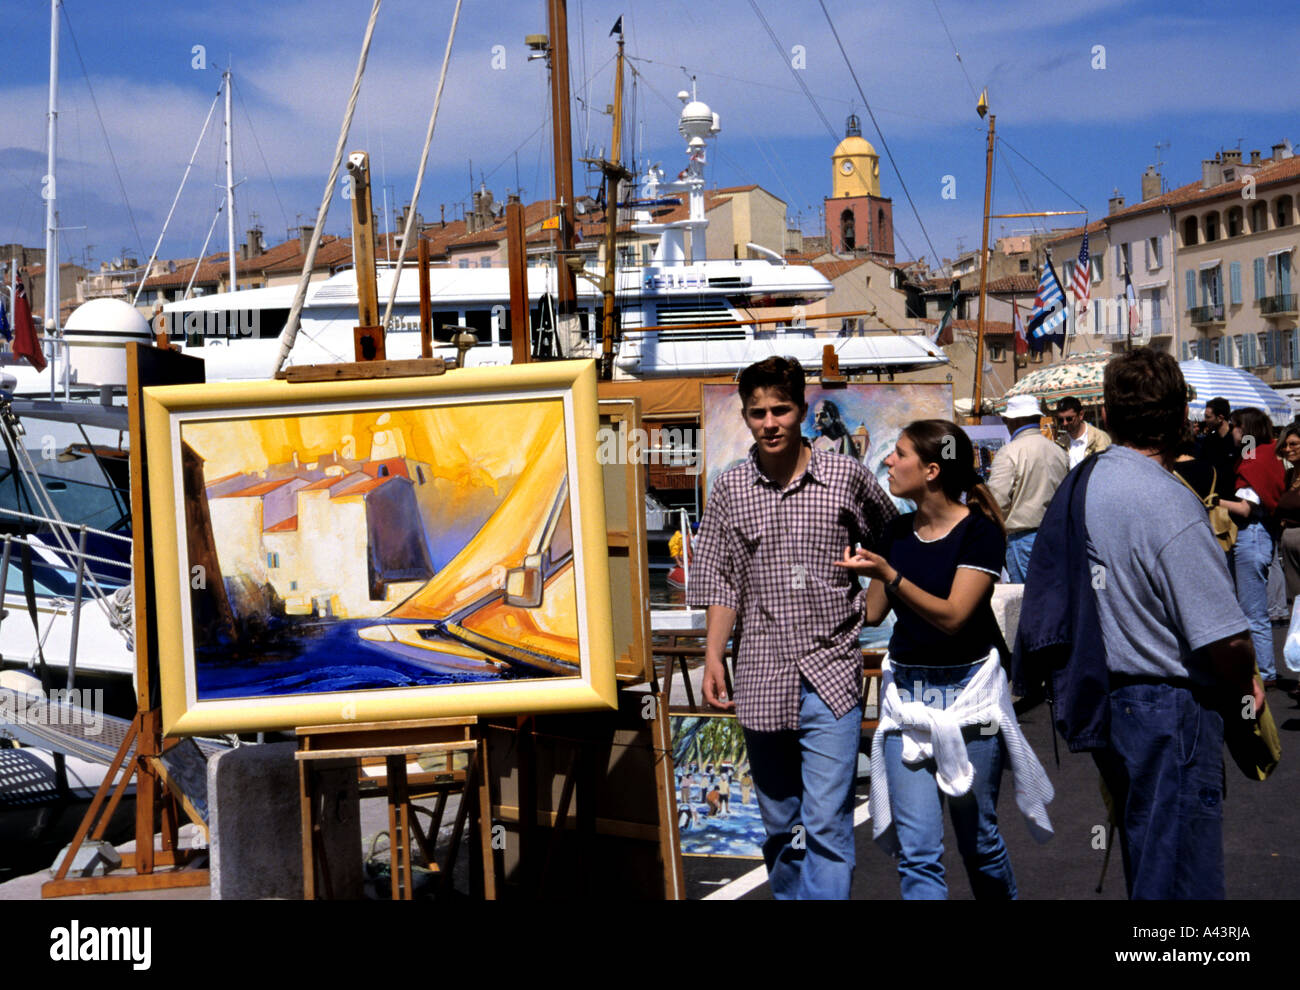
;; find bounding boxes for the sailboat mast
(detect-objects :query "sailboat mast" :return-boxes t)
[224,68,237,291]
[972,110,995,419]
[600,34,628,380]
[45,0,61,339]
[546,0,577,314]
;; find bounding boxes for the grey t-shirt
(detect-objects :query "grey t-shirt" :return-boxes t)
[1084,445,1248,683]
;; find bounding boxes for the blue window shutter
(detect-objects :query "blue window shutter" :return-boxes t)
[1255,257,1267,300]
[1230,261,1242,304]
[1186,270,1196,309]
[1281,253,1293,296]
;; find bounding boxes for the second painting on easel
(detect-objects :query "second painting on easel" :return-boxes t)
[670,714,764,859]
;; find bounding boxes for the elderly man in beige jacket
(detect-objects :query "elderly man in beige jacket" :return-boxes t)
[987,394,1069,582]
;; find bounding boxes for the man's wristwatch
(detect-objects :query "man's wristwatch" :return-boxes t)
[887,571,903,593]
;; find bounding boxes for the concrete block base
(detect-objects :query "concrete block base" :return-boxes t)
[208,742,362,899]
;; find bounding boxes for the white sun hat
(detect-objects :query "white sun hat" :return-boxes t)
[1002,395,1043,420]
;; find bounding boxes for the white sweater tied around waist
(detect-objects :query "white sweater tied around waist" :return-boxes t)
[868,651,1055,854]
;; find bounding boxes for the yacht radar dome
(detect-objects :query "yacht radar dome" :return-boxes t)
[63,298,154,388]
[678,99,720,145]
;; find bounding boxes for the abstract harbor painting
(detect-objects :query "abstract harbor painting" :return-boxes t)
[670,715,764,859]
[143,362,616,735]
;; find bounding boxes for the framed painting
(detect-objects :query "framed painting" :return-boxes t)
[700,382,953,650]
[700,382,954,502]
[143,360,617,735]
[669,714,763,859]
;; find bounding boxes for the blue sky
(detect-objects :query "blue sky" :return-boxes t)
[1,0,1297,271]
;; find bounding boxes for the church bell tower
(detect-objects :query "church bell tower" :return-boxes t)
[825,115,894,261]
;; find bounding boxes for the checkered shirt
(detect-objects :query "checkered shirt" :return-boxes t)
[688,444,898,731]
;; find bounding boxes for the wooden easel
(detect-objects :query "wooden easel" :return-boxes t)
[297,716,495,901]
[43,344,209,897]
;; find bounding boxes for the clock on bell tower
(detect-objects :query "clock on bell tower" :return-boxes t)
[825,114,894,260]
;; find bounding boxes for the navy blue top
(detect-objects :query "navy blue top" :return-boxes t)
[882,509,1006,666]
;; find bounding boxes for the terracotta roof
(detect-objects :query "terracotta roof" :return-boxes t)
[985,275,1039,294]
[264,515,298,533]
[216,477,294,499]
[141,253,231,290]
[235,235,316,275]
[1045,219,1107,246]
[811,258,870,281]
[333,475,393,498]
[301,475,346,492]
[1108,155,1300,221]
[361,458,409,479]
[260,235,349,274]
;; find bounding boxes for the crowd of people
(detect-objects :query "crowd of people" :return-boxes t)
[687,351,1283,901]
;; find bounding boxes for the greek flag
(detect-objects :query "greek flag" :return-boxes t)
[1027,256,1066,353]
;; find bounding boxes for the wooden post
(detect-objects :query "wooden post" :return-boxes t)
[418,236,432,359]
[506,201,531,365]
[347,150,383,360]
[547,0,578,315]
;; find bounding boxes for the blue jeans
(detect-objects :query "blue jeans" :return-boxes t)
[882,662,1017,900]
[1005,530,1036,583]
[1091,681,1225,899]
[742,680,862,900]
[1234,521,1276,680]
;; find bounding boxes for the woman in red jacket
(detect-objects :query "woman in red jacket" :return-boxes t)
[1221,407,1285,685]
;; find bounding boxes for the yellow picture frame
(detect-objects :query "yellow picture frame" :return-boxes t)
[143,360,616,735]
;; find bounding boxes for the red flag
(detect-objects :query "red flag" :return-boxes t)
[11,273,46,372]
[1012,298,1028,356]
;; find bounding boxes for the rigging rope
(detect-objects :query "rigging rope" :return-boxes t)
[184,197,226,301]
[271,0,384,376]
[746,0,838,142]
[132,86,223,306]
[379,0,464,335]
[930,0,980,101]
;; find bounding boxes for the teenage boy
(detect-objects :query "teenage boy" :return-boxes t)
[688,356,896,899]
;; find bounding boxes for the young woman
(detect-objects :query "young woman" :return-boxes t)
[1221,407,1285,685]
[836,420,1051,899]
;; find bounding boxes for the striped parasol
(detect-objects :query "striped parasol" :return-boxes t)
[990,351,1113,413]
[1180,358,1294,425]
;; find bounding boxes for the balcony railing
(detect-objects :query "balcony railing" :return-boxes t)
[1190,304,1225,324]
[1261,294,1298,316]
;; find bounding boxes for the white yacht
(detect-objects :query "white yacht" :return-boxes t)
[159,92,947,383]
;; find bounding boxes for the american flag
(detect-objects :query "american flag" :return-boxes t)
[1071,231,1091,324]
